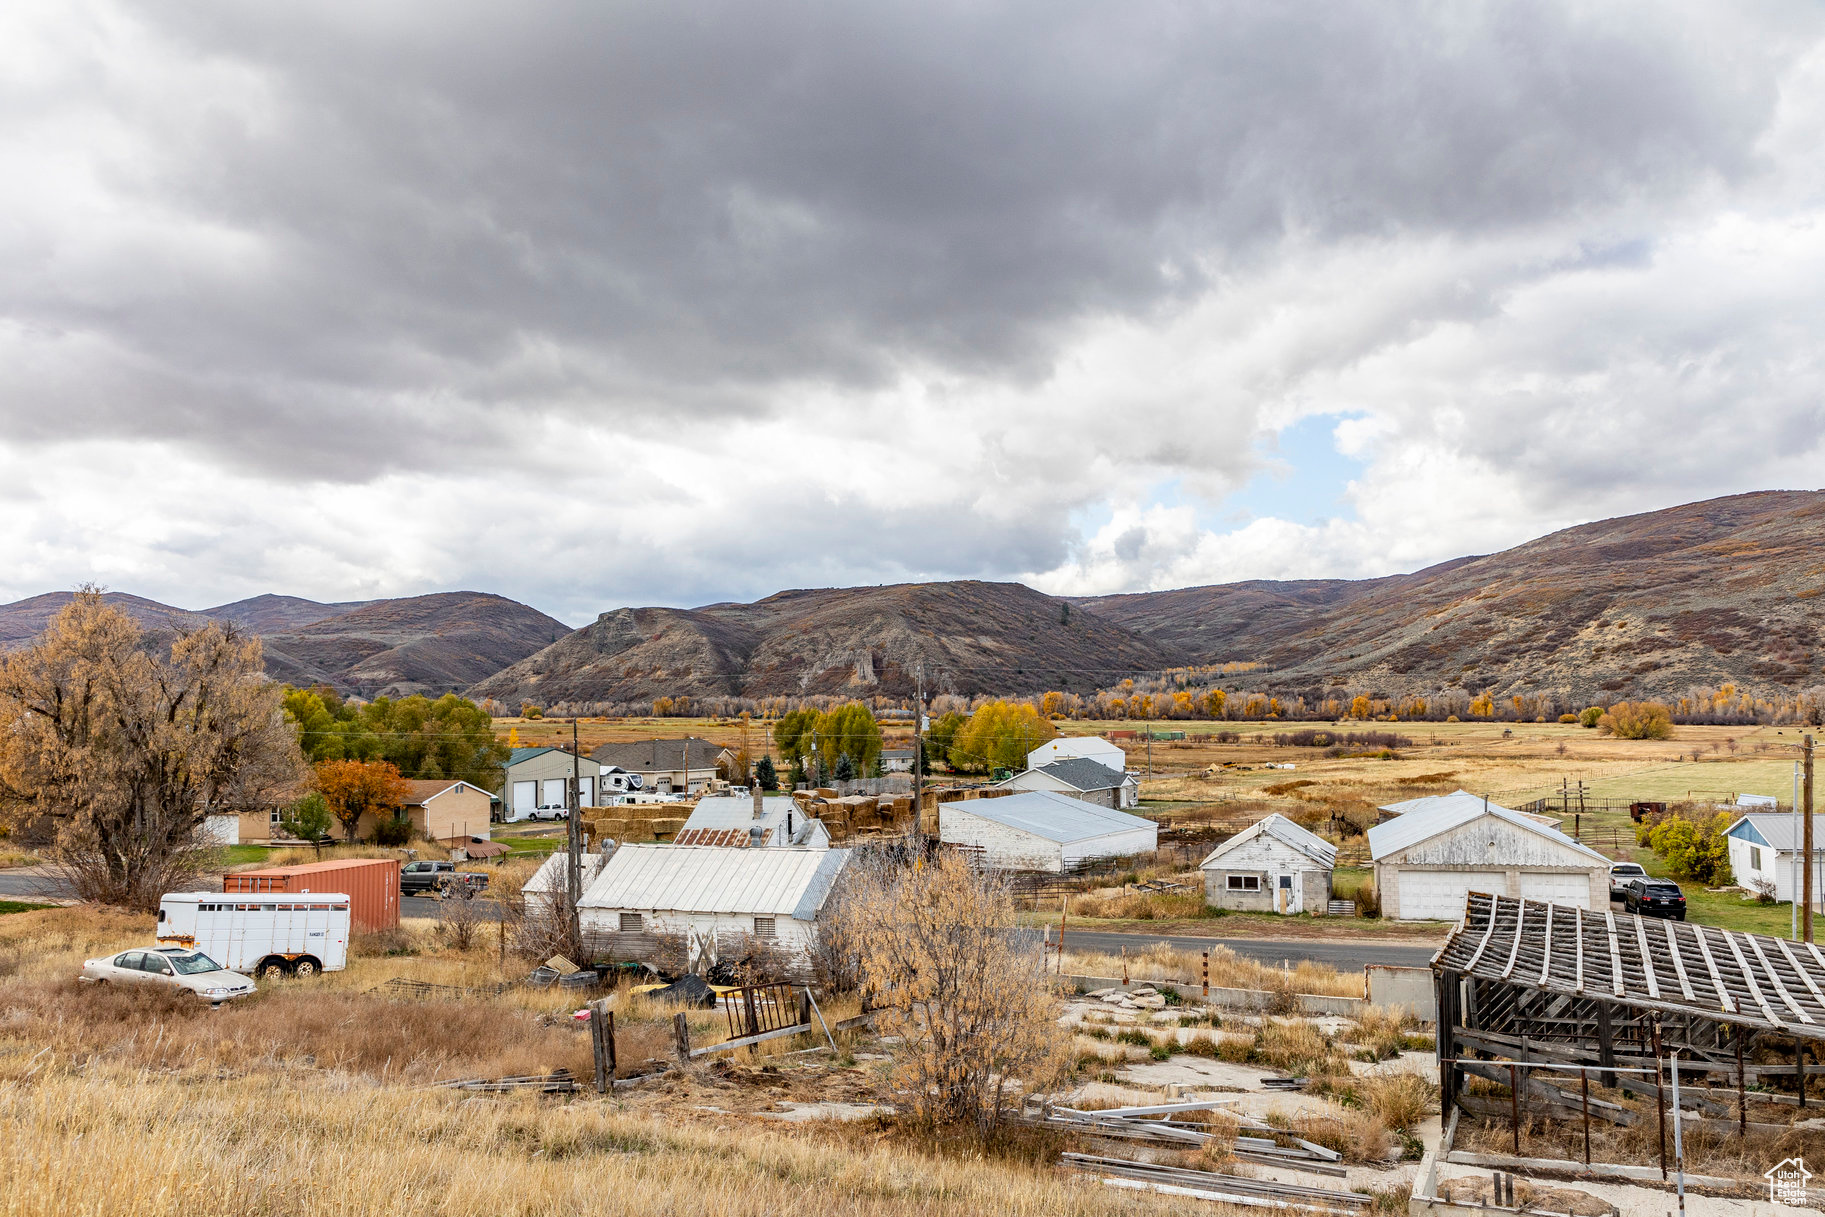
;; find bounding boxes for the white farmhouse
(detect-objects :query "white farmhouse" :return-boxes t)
[1725,813,1824,903]
[1027,735,1128,773]
[994,757,1138,809]
[578,844,850,960]
[1199,814,1336,914]
[939,790,1156,873]
[1368,790,1609,921]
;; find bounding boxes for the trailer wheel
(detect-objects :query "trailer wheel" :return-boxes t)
[259,958,291,980]
[292,957,321,979]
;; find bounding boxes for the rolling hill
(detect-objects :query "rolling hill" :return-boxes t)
[0,590,569,700]
[1078,489,1825,701]
[466,580,1179,707]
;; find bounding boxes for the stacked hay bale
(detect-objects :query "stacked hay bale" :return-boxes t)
[581,802,694,844]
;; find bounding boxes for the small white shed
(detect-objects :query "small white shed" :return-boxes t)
[1199,814,1336,914]
[1725,813,1824,904]
[1368,791,1609,921]
[939,790,1156,873]
[1027,735,1129,774]
[578,844,850,959]
[521,849,610,918]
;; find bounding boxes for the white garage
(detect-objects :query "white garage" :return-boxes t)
[940,790,1157,873]
[1367,790,1609,922]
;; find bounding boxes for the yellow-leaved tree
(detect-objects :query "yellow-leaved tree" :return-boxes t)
[948,700,1057,772]
[1599,701,1675,740]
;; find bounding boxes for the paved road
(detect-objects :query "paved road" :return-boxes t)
[1060,929,1439,973]
[0,870,61,900]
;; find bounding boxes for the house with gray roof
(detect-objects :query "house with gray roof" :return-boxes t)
[939,789,1156,872]
[1199,813,1336,914]
[590,737,732,796]
[1725,812,1822,903]
[993,756,1139,809]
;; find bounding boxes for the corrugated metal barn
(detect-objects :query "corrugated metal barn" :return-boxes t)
[939,789,1157,872]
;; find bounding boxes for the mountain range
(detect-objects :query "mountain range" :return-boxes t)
[3,489,1820,704]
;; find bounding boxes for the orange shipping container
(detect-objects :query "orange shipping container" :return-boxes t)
[223,858,401,932]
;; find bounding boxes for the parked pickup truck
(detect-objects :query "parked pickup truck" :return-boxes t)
[400,860,490,897]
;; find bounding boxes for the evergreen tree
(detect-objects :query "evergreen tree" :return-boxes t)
[755,755,779,791]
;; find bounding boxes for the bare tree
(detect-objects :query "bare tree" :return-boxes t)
[831,848,1069,1137]
[0,591,308,910]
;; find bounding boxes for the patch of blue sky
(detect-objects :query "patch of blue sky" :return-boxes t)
[1225,413,1367,526]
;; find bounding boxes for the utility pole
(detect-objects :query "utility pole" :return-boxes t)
[1806,734,1816,943]
[566,717,583,954]
[913,666,925,841]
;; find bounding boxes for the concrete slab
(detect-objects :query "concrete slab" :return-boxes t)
[760,1101,894,1123]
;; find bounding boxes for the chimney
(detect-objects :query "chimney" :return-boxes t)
[753,781,764,820]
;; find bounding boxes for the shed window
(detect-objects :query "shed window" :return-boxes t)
[753,916,777,940]
[619,913,644,932]
[1750,846,1763,870]
[1226,875,1261,892]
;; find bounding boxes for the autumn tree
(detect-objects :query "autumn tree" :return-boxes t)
[1600,701,1675,740]
[773,708,819,769]
[949,700,1058,772]
[284,687,506,788]
[316,759,410,843]
[827,850,1069,1136]
[0,591,308,909]
[812,702,882,776]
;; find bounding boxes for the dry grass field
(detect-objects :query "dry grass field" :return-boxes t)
[0,902,1227,1217]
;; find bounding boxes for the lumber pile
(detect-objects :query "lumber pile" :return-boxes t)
[1041,1099,1347,1176]
[1059,1154,1371,1214]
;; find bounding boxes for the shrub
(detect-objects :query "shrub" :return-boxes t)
[1183,1033,1221,1058]
[1148,1043,1172,1061]
[1599,701,1674,739]
[1646,811,1733,884]
[1578,706,1604,728]
[371,815,412,847]
[1557,713,1579,724]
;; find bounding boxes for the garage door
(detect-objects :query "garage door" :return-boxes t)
[512,781,536,815]
[1518,872,1592,909]
[1398,870,1491,920]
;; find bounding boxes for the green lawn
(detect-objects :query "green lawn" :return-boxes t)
[215,845,276,866]
[0,900,55,916]
[1634,852,1799,936]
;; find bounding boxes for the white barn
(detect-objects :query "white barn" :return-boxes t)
[1199,814,1336,914]
[578,844,850,959]
[939,790,1156,873]
[1368,791,1609,921]
[1027,735,1128,774]
[994,757,1137,809]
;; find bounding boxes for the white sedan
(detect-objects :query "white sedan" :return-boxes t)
[78,946,257,1005]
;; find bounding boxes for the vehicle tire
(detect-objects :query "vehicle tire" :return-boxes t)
[293,957,320,979]
[259,958,291,980]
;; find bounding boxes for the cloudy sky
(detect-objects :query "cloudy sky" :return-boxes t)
[4,1,1824,624]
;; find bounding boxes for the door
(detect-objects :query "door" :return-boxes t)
[1397,870,1482,920]
[577,776,594,806]
[1276,874,1293,914]
[512,781,536,817]
[541,778,566,809]
[1518,871,1593,910]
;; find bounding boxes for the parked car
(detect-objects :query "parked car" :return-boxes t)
[78,946,258,1005]
[399,859,490,897]
[1609,863,1648,901]
[1623,877,1687,919]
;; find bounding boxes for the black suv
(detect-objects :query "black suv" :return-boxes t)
[1623,877,1686,920]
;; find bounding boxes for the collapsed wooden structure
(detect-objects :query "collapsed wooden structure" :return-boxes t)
[1434,891,1825,1159]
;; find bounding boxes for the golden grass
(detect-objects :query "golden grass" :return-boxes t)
[0,849,41,869]
[1062,943,1365,999]
[262,842,447,866]
[0,1064,1192,1217]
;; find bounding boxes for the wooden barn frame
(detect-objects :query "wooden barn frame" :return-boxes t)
[1433,892,1825,1163]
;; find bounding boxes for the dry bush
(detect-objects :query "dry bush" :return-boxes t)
[1256,1019,1345,1076]
[437,890,492,952]
[1350,1005,1415,1060]
[1066,889,1207,920]
[836,850,1072,1136]
[1061,943,1364,999]
[262,842,442,867]
[1357,1072,1433,1132]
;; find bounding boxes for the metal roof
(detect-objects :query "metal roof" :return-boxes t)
[1367,791,1609,863]
[1437,891,1825,1039]
[579,844,851,921]
[508,746,557,766]
[1726,813,1825,852]
[942,790,1154,844]
[1029,757,1128,791]
[676,796,827,848]
[1200,813,1337,869]
[521,850,608,895]
[590,738,727,772]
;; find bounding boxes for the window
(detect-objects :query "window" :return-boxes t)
[753,916,777,940]
[115,951,144,969]
[1750,846,1763,870]
[141,955,173,975]
[156,908,166,922]
[1226,875,1261,892]
[619,912,644,932]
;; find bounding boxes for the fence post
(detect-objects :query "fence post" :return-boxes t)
[606,1009,617,1081]
[591,1000,610,1093]
[799,988,812,1028]
[674,1012,691,1062]
[743,986,761,1038]
[1202,950,1209,998]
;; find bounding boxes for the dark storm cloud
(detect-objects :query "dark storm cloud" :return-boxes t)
[1,0,1799,478]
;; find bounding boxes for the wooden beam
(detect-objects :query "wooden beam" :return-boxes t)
[688,1020,813,1058]
[1463,897,1504,972]
[1722,930,1783,1027]
[1604,910,1626,997]
[1779,937,1825,1015]
[1574,906,1586,994]
[1634,916,1662,999]
[1690,923,1737,1013]
[1538,904,1554,988]
[1500,898,1528,979]
[1664,919,1697,1001]
[1746,933,1811,1024]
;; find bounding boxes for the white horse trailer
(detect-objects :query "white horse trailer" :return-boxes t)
[156,891,351,979]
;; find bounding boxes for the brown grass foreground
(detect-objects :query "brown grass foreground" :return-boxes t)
[0,1066,1182,1217]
